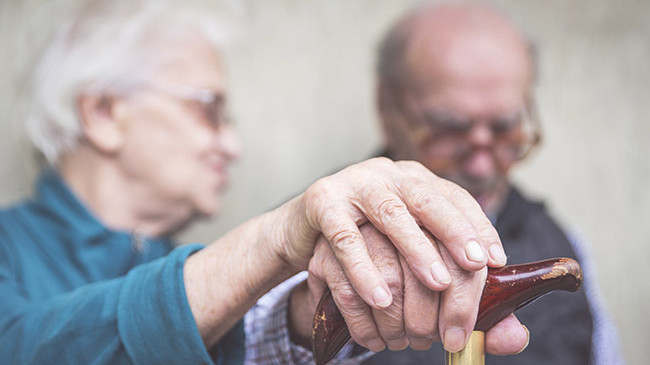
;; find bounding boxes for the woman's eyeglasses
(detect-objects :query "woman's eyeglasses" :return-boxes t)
[145,83,230,130]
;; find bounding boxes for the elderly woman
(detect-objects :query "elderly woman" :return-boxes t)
[0,1,528,364]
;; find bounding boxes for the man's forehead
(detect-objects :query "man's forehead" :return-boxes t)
[415,86,528,118]
[400,4,532,92]
[402,32,531,109]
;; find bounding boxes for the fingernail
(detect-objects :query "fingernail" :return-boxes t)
[515,325,530,355]
[489,244,507,266]
[366,338,386,352]
[443,327,467,353]
[408,337,434,351]
[386,338,409,351]
[372,287,392,308]
[465,240,485,262]
[431,261,451,285]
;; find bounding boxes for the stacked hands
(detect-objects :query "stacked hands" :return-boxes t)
[283,157,529,355]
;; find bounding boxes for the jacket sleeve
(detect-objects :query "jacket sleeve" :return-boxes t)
[567,232,626,365]
[0,240,216,365]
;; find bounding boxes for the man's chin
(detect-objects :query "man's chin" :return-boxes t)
[458,177,510,216]
[447,175,501,202]
[445,174,491,194]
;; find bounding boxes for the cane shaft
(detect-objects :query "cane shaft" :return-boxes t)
[446,331,485,365]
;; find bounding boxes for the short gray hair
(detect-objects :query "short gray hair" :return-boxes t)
[26,0,243,165]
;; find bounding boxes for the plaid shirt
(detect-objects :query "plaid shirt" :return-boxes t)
[244,272,371,365]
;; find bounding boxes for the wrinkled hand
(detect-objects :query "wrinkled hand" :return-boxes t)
[292,224,528,355]
[280,158,507,309]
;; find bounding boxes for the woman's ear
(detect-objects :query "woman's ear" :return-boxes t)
[77,93,125,154]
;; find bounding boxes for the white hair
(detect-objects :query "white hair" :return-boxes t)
[26,0,243,165]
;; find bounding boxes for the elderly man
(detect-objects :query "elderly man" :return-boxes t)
[364,2,622,365]
[0,1,529,364]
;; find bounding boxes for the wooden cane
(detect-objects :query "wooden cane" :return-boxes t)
[312,257,583,365]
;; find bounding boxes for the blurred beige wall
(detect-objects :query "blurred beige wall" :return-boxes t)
[1,0,648,363]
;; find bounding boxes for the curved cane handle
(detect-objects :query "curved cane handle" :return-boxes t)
[312,257,583,365]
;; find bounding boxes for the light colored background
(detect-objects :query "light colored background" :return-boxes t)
[1,0,648,363]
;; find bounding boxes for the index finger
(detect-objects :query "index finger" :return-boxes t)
[396,161,507,269]
[304,177,394,309]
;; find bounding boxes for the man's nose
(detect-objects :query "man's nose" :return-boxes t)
[467,122,494,147]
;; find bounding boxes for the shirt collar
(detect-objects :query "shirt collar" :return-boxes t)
[34,168,109,241]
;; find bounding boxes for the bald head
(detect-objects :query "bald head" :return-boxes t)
[378,1,534,92]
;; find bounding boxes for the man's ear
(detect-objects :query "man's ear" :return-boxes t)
[377,81,412,136]
[77,93,125,154]
[376,81,427,157]
[377,80,411,128]
[377,80,396,122]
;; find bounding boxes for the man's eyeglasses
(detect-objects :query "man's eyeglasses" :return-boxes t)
[421,110,523,138]
[412,101,541,161]
[145,83,230,130]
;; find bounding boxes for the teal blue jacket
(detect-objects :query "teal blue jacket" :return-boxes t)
[0,171,244,364]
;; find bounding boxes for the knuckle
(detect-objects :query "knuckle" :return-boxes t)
[305,177,335,206]
[343,256,372,281]
[403,299,438,339]
[345,311,380,345]
[349,325,380,348]
[439,177,463,193]
[307,241,338,278]
[375,310,406,341]
[306,253,325,277]
[374,198,408,223]
[354,157,393,176]
[442,272,486,323]
[397,159,430,175]
[304,189,332,227]
[446,179,472,199]
[329,229,363,253]
[382,269,403,291]
[408,188,438,215]
[369,156,393,167]
[333,285,366,312]
[332,286,382,346]
[448,183,485,214]
[395,159,418,169]
[444,300,475,323]
[477,222,499,242]
[405,320,435,339]
[441,219,475,241]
